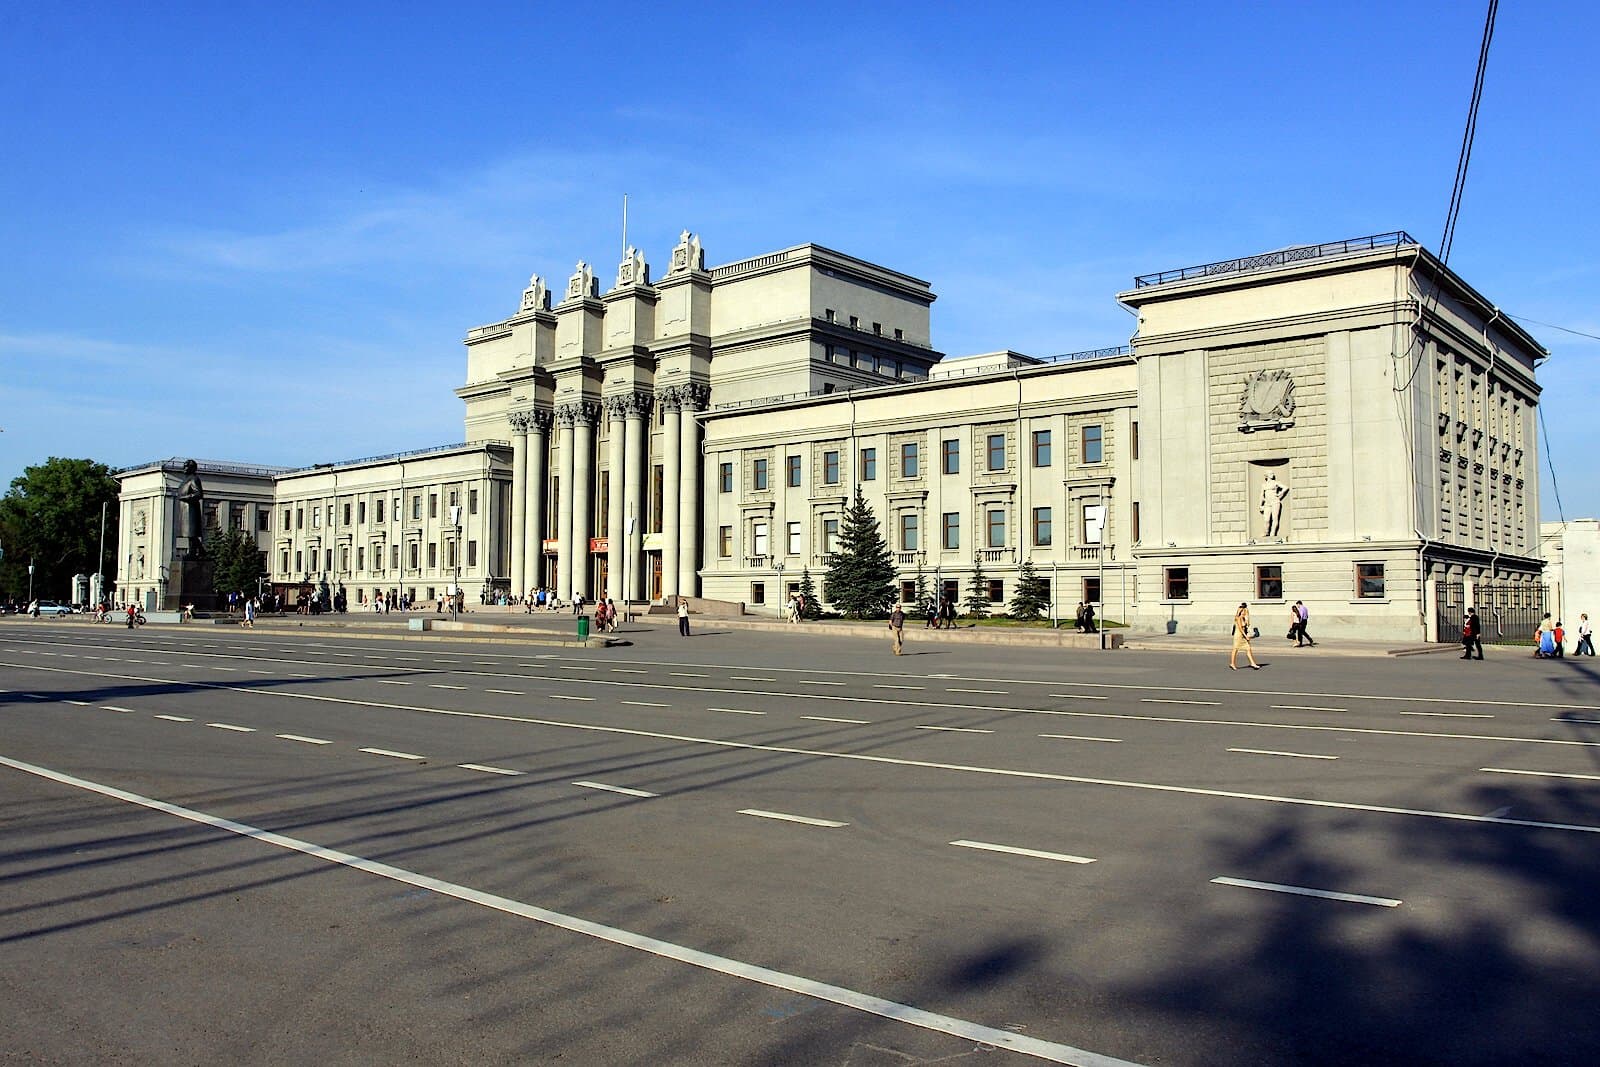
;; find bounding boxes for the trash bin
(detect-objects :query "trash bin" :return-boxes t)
[577,615,590,640]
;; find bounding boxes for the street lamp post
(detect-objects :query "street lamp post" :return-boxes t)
[774,560,785,618]
[28,558,34,605]
[449,504,462,620]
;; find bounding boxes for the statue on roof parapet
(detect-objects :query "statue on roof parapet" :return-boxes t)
[566,261,598,300]
[519,274,550,314]
[667,230,704,276]
[616,245,650,289]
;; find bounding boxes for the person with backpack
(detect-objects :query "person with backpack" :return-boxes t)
[1460,607,1484,660]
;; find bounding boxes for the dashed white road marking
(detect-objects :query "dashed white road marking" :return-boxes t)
[738,809,847,828]
[951,840,1095,864]
[1229,748,1339,760]
[1212,876,1401,908]
[917,725,993,734]
[1039,733,1122,743]
[0,755,1120,1067]
[559,665,596,672]
[360,747,426,761]
[429,684,469,691]
[210,666,238,672]
[611,668,647,674]
[153,714,193,722]
[624,700,671,708]
[375,680,412,686]
[1272,705,1346,713]
[1050,693,1107,700]
[798,680,846,686]
[206,723,255,732]
[949,688,1008,695]
[875,684,923,691]
[670,672,708,678]
[709,707,765,715]
[1401,711,1493,719]
[245,669,274,675]
[1143,698,1220,706]
[460,763,522,776]
[277,734,332,745]
[574,780,657,798]
[1481,767,1600,782]
[731,676,775,682]
[803,716,871,724]
[484,689,524,696]
[289,673,316,678]
[63,699,90,706]
[100,705,135,713]
[1553,717,1600,725]
[550,694,594,701]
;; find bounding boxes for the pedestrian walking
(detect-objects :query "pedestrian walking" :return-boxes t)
[1460,607,1484,660]
[243,597,256,629]
[888,604,906,655]
[1535,613,1555,657]
[1577,613,1595,656]
[1230,602,1261,670]
[1554,620,1567,658]
[677,597,691,637]
[1294,600,1314,647]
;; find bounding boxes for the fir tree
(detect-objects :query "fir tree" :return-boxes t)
[964,555,991,619]
[913,565,932,620]
[205,528,267,601]
[798,567,821,619]
[1008,559,1048,622]
[821,490,897,618]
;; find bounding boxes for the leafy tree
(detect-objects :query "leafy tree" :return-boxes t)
[0,457,120,601]
[797,567,821,619]
[964,555,991,619]
[206,528,267,602]
[1008,559,1049,622]
[821,490,896,618]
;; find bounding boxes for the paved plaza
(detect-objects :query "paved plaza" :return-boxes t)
[2,618,1598,1065]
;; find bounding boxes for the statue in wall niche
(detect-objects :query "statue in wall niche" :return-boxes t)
[519,274,549,314]
[176,460,206,556]
[136,547,146,578]
[1259,474,1288,538]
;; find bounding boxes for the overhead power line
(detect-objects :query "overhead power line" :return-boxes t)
[1439,0,1499,264]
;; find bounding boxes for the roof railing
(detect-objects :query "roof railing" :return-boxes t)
[1133,231,1417,288]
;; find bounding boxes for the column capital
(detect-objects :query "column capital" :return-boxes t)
[657,386,683,413]
[557,400,602,427]
[508,410,533,435]
[679,383,710,412]
[603,394,632,421]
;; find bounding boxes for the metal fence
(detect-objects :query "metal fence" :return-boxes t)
[1434,580,1548,645]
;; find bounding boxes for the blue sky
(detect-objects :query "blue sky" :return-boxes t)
[2,1,1596,521]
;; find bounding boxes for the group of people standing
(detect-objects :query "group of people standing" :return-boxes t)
[1530,612,1594,658]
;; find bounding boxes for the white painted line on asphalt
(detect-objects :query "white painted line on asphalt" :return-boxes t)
[1553,717,1600,724]
[428,684,469,691]
[917,725,994,734]
[798,680,846,686]
[0,755,1127,1067]
[560,665,596,671]
[949,688,1008,695]
[574,780,657,798]
[246,669,274,675]
[277,734,332,745]
[1050,693,1108,700]
[536,654,560,659]
[460,763,522,776]
[475,661,498,665]
[550,694,594,701]
[1212,876,1401,908]
[611,668,647,674]
[100,705,134,713]
[64,700,90,706]
[1272,705,1347,713]
[375,680,412,685]
[153,714,193,722]
[359,747,426,760]
[875,684,924,690]
[803,716,871,724]
[289,673,316,678]
[1039,733,1123,743]
[206,723,255,732]
[1143,698,1220,706]
[1401,711,1493,719]
[624,701,670,708]
[670,672,709,678]
[484,689,524,696]
[210,666,238,672]
[738,809,847,828]
[951,839,1095,864]
[732,675,775,682]
[15,693,47,700]
[1481,767,1600,782]
[709,707,765,715]
[1228,748,1339,761]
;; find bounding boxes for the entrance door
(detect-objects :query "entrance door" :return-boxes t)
[650,554,663,600]
[596,558,609,600]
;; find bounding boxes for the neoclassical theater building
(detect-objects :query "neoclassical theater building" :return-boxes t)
[116,229,1546,638]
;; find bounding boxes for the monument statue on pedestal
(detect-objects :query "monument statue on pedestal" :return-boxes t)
[177,459,206,558]
[167,459,217,611]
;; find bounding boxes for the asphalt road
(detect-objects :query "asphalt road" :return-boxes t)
[3,618,1598,1066]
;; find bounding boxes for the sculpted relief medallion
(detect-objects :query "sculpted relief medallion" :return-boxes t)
[1238,369,1296,433]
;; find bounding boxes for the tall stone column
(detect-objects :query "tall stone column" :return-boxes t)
[623,392,649,602]
[605,396,628,602]
[508,413,530,597]
[677,383,709,598]
[555,407,577,601]
[571,402,600,602]
[660,387,682,601]
[524,410,551,593]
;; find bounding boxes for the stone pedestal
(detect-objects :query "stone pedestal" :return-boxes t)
[164,556,218,612]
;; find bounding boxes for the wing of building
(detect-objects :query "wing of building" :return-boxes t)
[115,230,1546,638]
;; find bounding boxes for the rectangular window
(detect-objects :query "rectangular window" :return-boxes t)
[392,545,399,570]
[987,579,1004,604]
[429,494,438,519]
[900,580,916,603]
[1131,421,1139,461]
[1356,562,1386,599]
[469,489,479,515]
[987,433,1006,472]
[357,546,365,570]
[900,513,919,551]
[1132,501,1141,544]
[786,454,802,488]
[942,439,960,475]
[986,508,1006,548]
[753,457,769,491]
[1257,564,1283,600]
[1164,566,1189,600]
[376,499,385,524]
[325,548,332,571]
[720,462,733,493]
[942,512,960,550]
[357,501,366,524]
[447,541,457,569]
[258,510,271,532]
[284,551,293,572]
[468,541,478,568]
[1082,577,1101,604]
[650,466,663,531]
[411,495,422,521]
[340,546,350,571]
[1033,507,1052,546]
[343,503,352,526]
[282,508,291,529]
[787,522,802,556]
[860,447,877,481]
[427,543,437,568]
[598,471,610,536]
[1031,430,1052,467]
[751,582,765,605]
[823,450,840,485]
[295,508,304,530]
[409,543,419,570]
[448,490,458,508]
[1082,503,1106,545]
[823,518,839,554]
[718,526,732,557]
[900,442,919,478]
[1082,424,1104,464]
[752,522,769,557]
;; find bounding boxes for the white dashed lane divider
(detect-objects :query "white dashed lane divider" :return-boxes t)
[0,753,1139,1066]
[359,747,426,761]
[573,780,657,798]
[951,840,1095,865]
[738,809,847,828]
[1212,876,1401,908]
[1481,767,1600,782]
[206,723,255,732]
[1228,748,1338,761]
[277,734,333,745]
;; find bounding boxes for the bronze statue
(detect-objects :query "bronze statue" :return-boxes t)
[177,459,206,554]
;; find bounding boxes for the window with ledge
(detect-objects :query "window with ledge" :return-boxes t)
[1131,421,1139,460]
[823,518,839,554]
[1033,507,1052,546]
[376,500,385,524]
[1256,564,1283,600]
[1082,577,1100,604]
[987,579,1004,603]
[1081,503,1105,545]
[409,544,419,569]
[719,462,733,494]
[357,501,366,524]
[357,546,365,570]
[281,551,290,572]
[752,522,769,557]
[295,508,304,530]
[900,513,919,551]
[283,508,292,529]
[718,526,732,557]
[901,442,919,477]
[894,328,903,340]
[860,448,877,481]
[942,512,960,550]
[427,543,437,568]
[294,550,302,571]
[823,450,840,485]
[751,582,765,605]
[786,454,802,487]
[942,439,960,474]
[411,495,422,520]
[753,458,769,491]
[259,511,271,532]
[429,494,438,519]
[343,503,352,526]
[1132,501,1140,543]
[787,522,802,555]
[448,490,458,508]
[1031,430,1052,467]
[986,509,1006,548]
[469,489,479,515]
[1082,425,1104,464]
[467,541,478,568]
[900,580,916,603]
[1164,566,1189,600]
[986,433,1006,472]
[1356,562,1386,599]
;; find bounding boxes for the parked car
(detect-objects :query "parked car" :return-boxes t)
[34,601,75,616]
